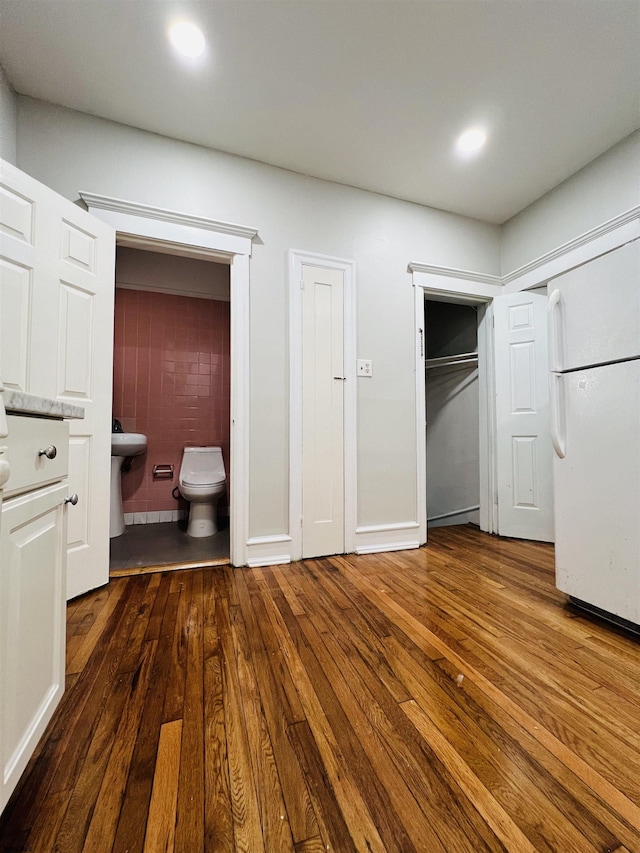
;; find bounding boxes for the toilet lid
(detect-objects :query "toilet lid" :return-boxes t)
[182,471,226,487]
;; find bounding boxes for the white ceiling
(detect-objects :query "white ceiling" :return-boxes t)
[1,0,638,223]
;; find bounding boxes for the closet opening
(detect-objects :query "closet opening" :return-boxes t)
[424,295,489,533]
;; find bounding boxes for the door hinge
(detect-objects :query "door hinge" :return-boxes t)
[300,279,305,289]
[419,327,424,358]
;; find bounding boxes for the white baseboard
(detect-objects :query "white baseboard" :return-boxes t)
[246,554,292,568]
[354,521,422,555]
[355,540,421,555]
[245,534,293,567]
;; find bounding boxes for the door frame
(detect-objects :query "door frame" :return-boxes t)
[415,283,499,544]
[80,192,258,568]
[288,249,356,561]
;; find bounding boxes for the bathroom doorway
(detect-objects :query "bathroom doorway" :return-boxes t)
[109,246,231,575]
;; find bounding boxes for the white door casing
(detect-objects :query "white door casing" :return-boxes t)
[80,192,257,568]
[1,160,115,599]
[413,282,499,545]
[301,264,345,558]
[494,290,554,542]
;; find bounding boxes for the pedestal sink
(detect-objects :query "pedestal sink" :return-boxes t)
[110,433,147,538]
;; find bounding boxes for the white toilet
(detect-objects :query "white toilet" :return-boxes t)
[178,446,226,537]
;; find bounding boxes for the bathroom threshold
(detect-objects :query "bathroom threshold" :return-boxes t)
[109,520,230,577]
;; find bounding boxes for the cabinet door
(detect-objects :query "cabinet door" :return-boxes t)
[0,481,67,813]
[1,159,116,600]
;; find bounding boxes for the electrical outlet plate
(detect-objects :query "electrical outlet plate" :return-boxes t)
[357,359,373,377]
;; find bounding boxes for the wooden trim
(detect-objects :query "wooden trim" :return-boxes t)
[410,205,640,296]
[109,557,230,577]
[79,192,259,242]
[502,204,640,285]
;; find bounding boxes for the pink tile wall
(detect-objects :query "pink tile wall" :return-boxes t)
[112,289,230,515]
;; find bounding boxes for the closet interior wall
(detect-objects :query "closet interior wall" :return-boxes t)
[425,299,480,528]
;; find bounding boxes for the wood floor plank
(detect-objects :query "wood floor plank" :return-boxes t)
[174,569,205,852]
[203,570,234,853]
[217,594,265,853]
[81,639,158,853]
[142,719,183,853]
[110,586,182,853]
[286,720,356,853]
[2,526,640,853]
[257,585,389,853]
[230,601,296,852]
[401,699,538,853]
[162,571,192,724]
[235,570,318,844]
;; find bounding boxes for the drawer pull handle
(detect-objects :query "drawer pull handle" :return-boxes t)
[64,494,79,506]
[39,445,58,460]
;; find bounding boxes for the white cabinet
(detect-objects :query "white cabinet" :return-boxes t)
[0,413,71,814]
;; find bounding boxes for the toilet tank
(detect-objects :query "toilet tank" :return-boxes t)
[180,446,226,485]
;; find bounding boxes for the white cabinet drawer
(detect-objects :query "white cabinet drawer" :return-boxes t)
[3,415,69,498]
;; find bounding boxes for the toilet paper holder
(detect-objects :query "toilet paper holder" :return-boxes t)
[153,464,174,480]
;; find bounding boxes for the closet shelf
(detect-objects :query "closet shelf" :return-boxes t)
[425,351,478,370]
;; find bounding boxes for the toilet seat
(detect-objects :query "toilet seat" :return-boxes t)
[180,471,226,487]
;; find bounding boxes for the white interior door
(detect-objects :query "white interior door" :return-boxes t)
[494,289,554,542]
[301,264,344,558]
[0,160,115,598]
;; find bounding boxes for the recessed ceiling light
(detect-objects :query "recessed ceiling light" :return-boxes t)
[456,127,487,156]
[169,21,206,58]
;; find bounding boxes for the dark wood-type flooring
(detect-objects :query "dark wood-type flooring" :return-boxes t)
[1,525,639,852]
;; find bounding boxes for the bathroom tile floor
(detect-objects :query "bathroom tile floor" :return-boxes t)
[109,520,229,575]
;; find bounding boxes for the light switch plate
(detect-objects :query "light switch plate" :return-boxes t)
[357,359,373,377]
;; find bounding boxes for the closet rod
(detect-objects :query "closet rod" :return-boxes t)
[425,352,478,370]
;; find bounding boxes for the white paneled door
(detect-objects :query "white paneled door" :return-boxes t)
[0,160,115,598]
[494,290,554,542]
[301,264,345,558]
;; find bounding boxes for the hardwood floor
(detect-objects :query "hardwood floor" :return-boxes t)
[1,525,639,852]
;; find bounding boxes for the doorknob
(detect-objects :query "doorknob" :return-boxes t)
[64,494,79,506]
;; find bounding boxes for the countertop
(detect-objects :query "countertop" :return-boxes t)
[1,390,85,420]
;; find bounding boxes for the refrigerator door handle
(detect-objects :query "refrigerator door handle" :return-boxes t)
[549,373,566,459]
[547,288,562,373]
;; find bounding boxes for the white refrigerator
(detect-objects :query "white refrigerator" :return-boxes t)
[548,238,640,630]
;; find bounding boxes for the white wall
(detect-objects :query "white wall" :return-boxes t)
[116,246,230,301]
[502,131,640,274]
[15,97,501,539]
[0,64,17,165]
